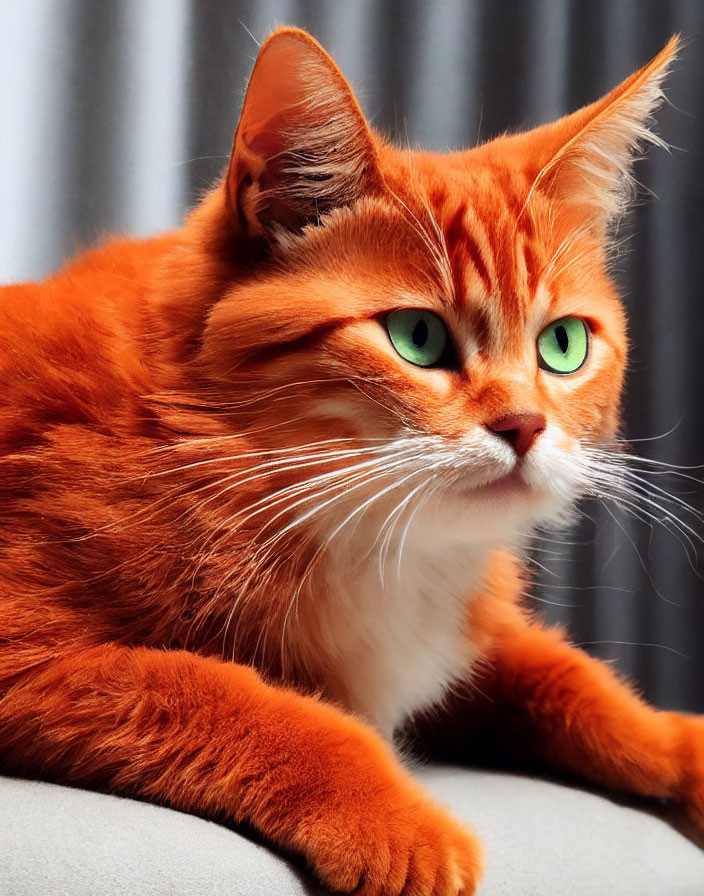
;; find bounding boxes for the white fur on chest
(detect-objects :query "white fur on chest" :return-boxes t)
[309,527,489,737]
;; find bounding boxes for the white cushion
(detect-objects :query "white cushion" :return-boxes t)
[2,768,703,895]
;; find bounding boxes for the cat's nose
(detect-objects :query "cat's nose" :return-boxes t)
[486,413,547,457]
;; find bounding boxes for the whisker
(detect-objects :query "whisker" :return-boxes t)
[577,639,692,660]
[278,460,435,665]
[568,443,704,604]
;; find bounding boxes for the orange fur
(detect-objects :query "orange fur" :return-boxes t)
[0,27,698,896]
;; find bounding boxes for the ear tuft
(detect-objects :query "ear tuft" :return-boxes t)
[227,28,379,236]
[530,36,680,231]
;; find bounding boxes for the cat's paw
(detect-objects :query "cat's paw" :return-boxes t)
[281,722,482,896]
[303,792,481,896]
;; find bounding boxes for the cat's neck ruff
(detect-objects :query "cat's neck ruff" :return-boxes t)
[301,512,496,738]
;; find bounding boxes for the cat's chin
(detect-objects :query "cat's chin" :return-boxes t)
[424,474,574,546]
[464,470,530,500]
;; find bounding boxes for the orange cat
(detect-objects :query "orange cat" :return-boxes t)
[0,27,701,896]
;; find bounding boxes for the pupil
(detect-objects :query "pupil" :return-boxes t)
[412,319,428,347]
[555,325,569,354]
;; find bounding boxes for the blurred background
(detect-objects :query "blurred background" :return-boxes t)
[0,0,702,711]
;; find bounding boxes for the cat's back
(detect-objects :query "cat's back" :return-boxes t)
[0,233,181,450]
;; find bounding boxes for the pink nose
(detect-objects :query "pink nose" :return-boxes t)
[486,413,546,457]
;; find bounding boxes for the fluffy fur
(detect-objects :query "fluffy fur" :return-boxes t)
[0,28,700,896]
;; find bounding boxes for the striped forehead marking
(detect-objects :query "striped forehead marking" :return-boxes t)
[442,189,548,323]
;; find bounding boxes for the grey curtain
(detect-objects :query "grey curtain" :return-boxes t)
[1,0,702,711]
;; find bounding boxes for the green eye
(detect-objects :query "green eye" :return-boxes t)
[537,316,589,375]
[386,309,451,368]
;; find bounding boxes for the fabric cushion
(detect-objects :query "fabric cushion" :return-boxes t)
[1,767,703,895]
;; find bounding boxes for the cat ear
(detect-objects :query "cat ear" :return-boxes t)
[521,36,680,233]
[226,27,380,236]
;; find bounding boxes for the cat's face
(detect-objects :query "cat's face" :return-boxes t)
[189,28,675,551]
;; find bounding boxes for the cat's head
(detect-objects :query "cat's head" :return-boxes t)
[176,28,678,550]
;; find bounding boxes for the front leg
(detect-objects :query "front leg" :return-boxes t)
[0,642,481,895]
[415,618,704,828]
